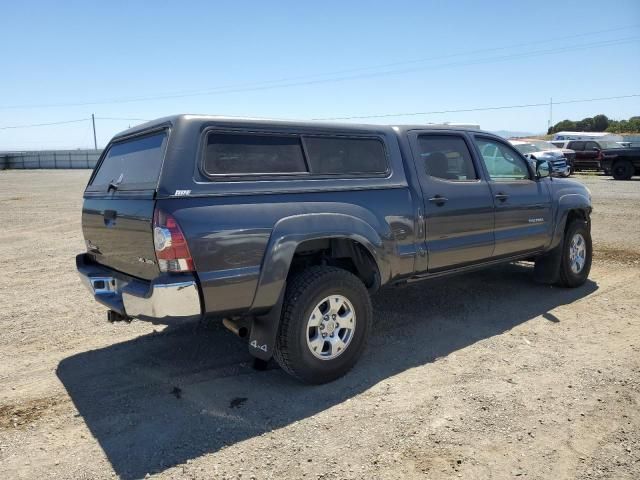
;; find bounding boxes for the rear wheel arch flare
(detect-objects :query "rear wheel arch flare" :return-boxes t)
[290,237,381,291]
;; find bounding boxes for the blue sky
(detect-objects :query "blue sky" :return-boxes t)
[1,0,639,149]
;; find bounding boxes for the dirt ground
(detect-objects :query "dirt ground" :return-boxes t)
[0,170,638,480]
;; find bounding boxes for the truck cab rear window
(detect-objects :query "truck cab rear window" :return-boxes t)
[204,132,388,177]
[303,137,387,174]
[90,132,167,191]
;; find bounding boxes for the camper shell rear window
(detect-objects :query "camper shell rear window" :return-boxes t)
[88,131,168,192]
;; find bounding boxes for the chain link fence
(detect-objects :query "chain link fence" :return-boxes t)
[0,149,103,170]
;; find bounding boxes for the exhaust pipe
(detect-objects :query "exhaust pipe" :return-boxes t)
[223,317,249,338]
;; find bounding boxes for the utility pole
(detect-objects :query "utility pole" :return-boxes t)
[548,97,553,132]
[91,114,97,150]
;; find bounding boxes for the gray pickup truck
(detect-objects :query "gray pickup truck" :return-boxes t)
[77,115,593,384]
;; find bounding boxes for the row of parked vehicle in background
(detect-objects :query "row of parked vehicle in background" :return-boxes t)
[551,131,640,180]
[505,131,640,180]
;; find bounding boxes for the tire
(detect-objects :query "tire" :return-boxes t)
[558,220,592,288]
[273,266,372,384]
[612,160,634,180]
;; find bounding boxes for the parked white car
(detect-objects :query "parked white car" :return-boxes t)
[519,139,576,175]
[508,140,571,177]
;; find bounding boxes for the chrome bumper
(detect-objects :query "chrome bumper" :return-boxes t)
[76,254,202,321]
[551,162,570,176]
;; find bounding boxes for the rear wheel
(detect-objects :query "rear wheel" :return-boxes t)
[558,220,592,288]
[612,160,634,180]
[274,267,372,384]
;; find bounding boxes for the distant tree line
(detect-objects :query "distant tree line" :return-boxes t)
[547,114,640,134]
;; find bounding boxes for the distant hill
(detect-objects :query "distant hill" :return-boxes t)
[490,130,538,139]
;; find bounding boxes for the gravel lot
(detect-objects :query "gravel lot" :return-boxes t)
[0,170,638,480]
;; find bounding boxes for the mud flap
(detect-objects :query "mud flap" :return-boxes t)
[533,244,562,285]
[248,285,285,361]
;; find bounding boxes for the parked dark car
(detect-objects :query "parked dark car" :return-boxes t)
[551,139,613,171]
[599,145,640,180]
[77,115,593,384]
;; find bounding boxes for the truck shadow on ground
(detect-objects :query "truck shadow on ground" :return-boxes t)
[57,263,597,479]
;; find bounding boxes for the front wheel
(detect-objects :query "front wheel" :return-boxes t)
[274,267,372,384]
[612,160,634,180]
[558,220,592,287]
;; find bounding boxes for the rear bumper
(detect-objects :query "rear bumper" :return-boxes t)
[76,254,202,321]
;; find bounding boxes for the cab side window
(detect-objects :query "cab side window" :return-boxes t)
[416,135,477,181]
[584,141,599,151]
[568,141,585,151]
[475,138,530,181]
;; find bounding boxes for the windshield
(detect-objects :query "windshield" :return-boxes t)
[599,141,624,149]
[512,143,539,154]
[529,140,557,151]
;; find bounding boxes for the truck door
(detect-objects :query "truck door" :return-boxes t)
[567,141,586,168]
[583,141,602,168]
[408,132,495,272]
[472,136,552,257]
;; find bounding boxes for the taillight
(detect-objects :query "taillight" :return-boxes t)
[153,209,194,272]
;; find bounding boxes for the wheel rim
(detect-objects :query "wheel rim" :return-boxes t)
[306,294,356,360]
[569,233,587,274]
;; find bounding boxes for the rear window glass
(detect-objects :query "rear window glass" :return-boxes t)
[90,132,167,191]
[204,133,307,175]
[303,137,388,174]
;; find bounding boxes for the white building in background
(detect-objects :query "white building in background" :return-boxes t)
[552,131,624,142]
[427,122,481,130]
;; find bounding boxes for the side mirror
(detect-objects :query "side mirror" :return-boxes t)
[536,159,551,179]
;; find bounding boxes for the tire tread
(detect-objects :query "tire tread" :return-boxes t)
[273,266,371,383]
[558,220,592,288]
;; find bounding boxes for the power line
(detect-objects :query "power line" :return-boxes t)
[1,94,638,131]
[312,94,640,121]
[0,116,152,131]
[87,24,640,104]
[95,116,151,121]
[0,118,89,130]
[0,28,638,110]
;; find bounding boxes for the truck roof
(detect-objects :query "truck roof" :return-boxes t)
[112,114,488,141]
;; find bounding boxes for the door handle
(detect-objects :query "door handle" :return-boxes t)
[428,195,448,205]
[495,193,509,202]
